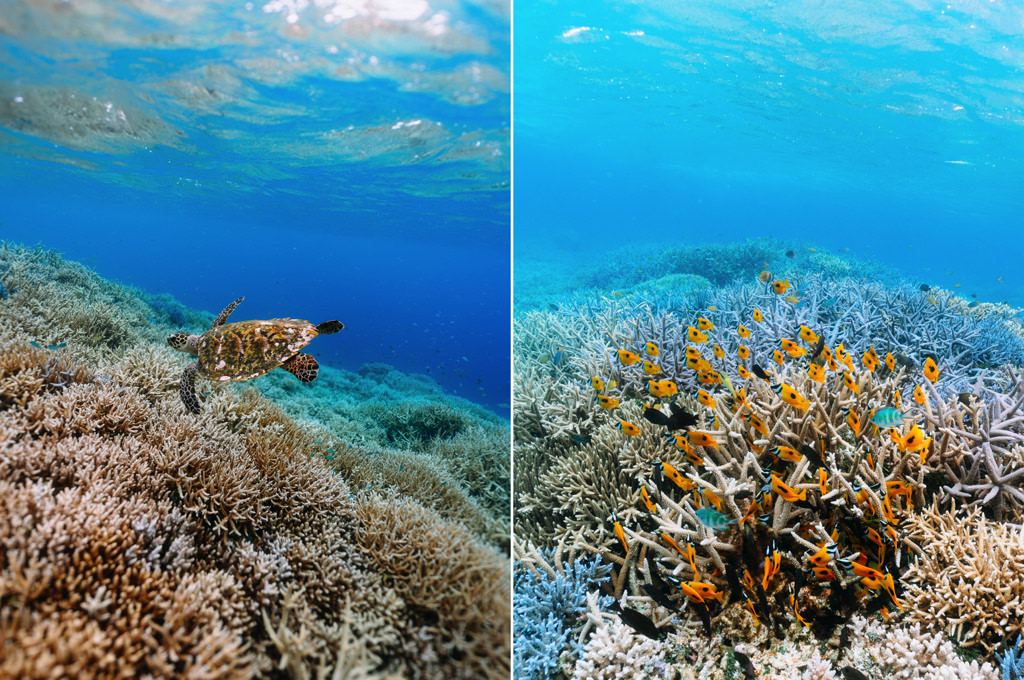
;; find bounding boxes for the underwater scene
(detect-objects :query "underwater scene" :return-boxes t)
[514,2,1024,680]
[0,1,509,678]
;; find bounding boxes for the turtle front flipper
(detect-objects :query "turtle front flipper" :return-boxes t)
[213,296,244,328]
[282,353,319,383]
[315,320,344,334]
[180,362,202,414]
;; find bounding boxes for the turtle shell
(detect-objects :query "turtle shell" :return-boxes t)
[197,318,318,381]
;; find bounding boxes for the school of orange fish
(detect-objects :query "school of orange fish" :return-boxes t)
[587,273,946,641]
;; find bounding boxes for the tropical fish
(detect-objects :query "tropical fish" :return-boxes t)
[642,360,661,375]
[752,364,770,380]
[712,344,724,359]
[752,309,764,323]
[688,326,708,344]
[894,388,902,409]
[898,423,930,454]
[799,325,819,345]
[862,351,878,373]
[694,507,734,531]
[618,420,641,437]
[844,407,861,436]
[784,344,807,358]
[685,346,702,359]
[640,485,658,514]
[686,581,724,603]
[808,363,825,384]
[786,250,795,259]
[772,350,785,366]
[738,324,751,338]
[655,460,694,490]
[596,395,620,409]
[842,371,860,394]
[654,529,688,560]
[812,566,836,581]
[770,473,807,502]
[914,384,926,405]
[807,542,836,568]
[885,352,896,372]
[758,271,773,283]
[772,383,810,411]
[649,380,676,398]
[695,389,715,409]
[737,365,751,380]
[646,402,698,431]
[697,317,714,331]
[552,348,565,365]
[615,606,663,640]
[834,343,847,363]
[871,407,906,428]
[738,345,751,360]
[818,468,828,495]
[618,349,640,365]
[697,370,722,386]
[923,357,939,383]
[645,342,659,357]
[783,294,800,304]
[590,376,605,390]
[746,412,769,435]
[612,511,628,555]
[688,431,719,448]
[772,280,791,294]
[770,445,802,463]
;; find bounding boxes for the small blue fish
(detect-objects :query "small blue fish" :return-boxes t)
[30,341,41,348]
[694,508,734,531]
[315,440,323,445]
[325,455,335,461]
[871,407,906,428]
[326,448,335,454]
[553,348,565,365]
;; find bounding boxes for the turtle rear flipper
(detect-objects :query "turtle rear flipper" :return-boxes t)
[180,362,201,414]
[283,353,319,382]
[315,320,344,335]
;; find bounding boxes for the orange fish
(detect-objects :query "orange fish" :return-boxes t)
[914,384,926,405]
[685,346,702,359]
[703,488,723,511]
[688,431,719,448]
[649,380,677,398]
[654,529,688,561]
[640,484,657,514]
[773,382,810,411]
[738,324,751,338]
[596,395,620,409]
[746,412,769,435]
[923,357,939,383]
[678,580,706,604]
[590,377,605,390]
[752,309,764,323]
[686,581,724,603]
[834,343,847,363]
[842,371,860,394]
[618,420,641,437]
[780,338,801,353]
[612,511,628,555]
[773,349,785,366]
[770,446,802,463]
[844,407,861,436]
[645,342,659,357]
[713,344,725,359]
[688,326,708,344]
[697,317,714,331]
[695,389,715,409]
[737,365,751,380]
[697,371,722,386]
[894,388,902,409]
[862,351,878,373]
[618,349,640,365]
[772,280,791,294]
[812,566,836,581]
[771,473,807,502]
[808,363,825,384]
[898,423,931,454]
[737,345,751,361]
[799,325,819,345]
[818,468,828,495]
[785,344,808,358]
[885,352,896,372]
[807,542,835,568]
[657,460,694,490]
[642,360,661,375]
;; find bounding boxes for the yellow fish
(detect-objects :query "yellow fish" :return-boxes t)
[590,376,605,390]
[885,352,896,372]
[770,445,802,463]
[617,349,639,365]
[898,423,931,454]
[697,317,714,331]
[667,436,694,456]
[697,371,721,386]
[685,346,701,359]
[688,431,719,448]
[773,349,785,366]
[923,357,939,384]
[772,280,791,294]
[746,412,769,435]
[771,473,807,502]
[894,389,902,409]
[862,351,878,373]
[617,420,641,437]
[640,484,657,514]
[657,460,694,490]
[842,371,859,394]
[686,581,723,603]
[834,343,847,363]
[914,384,926,405]
[695,389,715,409]
[596,395,620,409]
[713,344,725,359]
[808,363,825,384]
[844,407,861,436]
[773,382,810,411]
[642,360,661,375]
[612,511,628,555]
[688,326,707,344]
[785,344,807,358]
[783,294,801,304]
[737,365,751,380]
[648,380,676,398]
[799,325,819,345]
[645,342,659,357]
[608,380,618,390]
[738,345,751,360]
[738,324,751,338]
[752,309,764,323]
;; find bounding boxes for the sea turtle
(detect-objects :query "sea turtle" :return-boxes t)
[166,296,344,414]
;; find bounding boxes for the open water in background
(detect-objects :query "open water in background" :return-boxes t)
[0,0,510,416]
[515,0,1024,303]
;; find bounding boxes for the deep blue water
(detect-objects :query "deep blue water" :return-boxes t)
[0,0,510,416]
[515,0,1024,304]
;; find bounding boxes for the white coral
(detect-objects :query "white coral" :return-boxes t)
[571,618,674,680]
[849,616,998,680]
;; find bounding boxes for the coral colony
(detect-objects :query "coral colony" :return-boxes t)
[514,242,1024,679]
[0,243,510,679]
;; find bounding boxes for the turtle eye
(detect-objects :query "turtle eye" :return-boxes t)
[167,333,186,349]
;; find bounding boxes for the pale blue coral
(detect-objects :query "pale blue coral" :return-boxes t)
[1004,636,1024,680]
[512,553,614,680]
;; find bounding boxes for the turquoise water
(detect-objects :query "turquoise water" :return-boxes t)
[0,0,510,415]
[515,0,1024,304]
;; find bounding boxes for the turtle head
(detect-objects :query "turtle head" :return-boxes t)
[167,332,199,356]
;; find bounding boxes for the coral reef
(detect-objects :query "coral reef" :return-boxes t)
[0,243,510,679]
[514,241,1024,676]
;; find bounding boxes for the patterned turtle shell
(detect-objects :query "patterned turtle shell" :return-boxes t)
[197,318,329,381]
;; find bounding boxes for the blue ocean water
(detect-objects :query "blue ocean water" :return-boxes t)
[516,0,1024,304]
[0,0,510,416]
